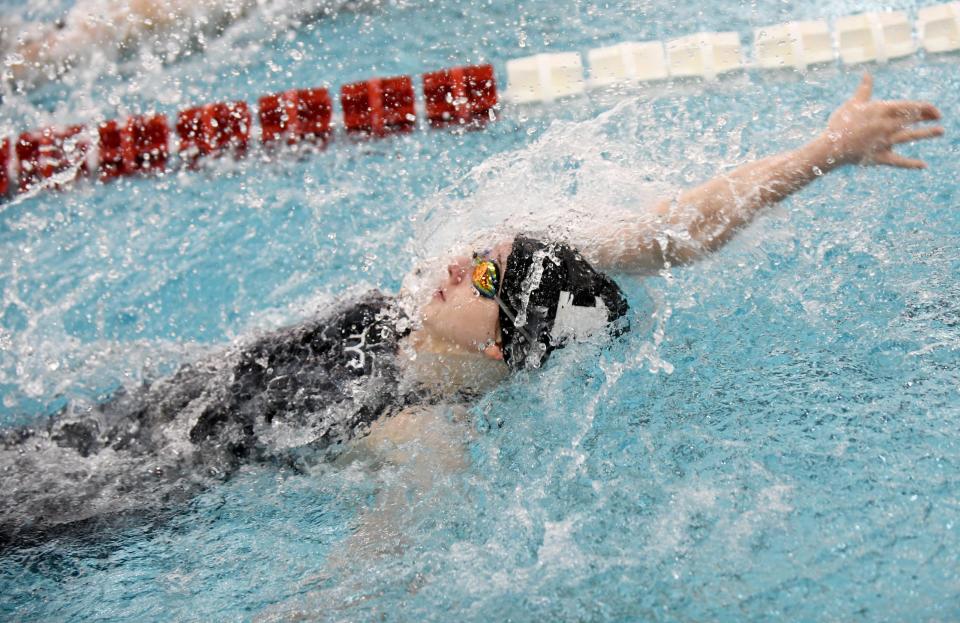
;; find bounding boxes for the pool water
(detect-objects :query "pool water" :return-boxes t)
[2,0,959,620]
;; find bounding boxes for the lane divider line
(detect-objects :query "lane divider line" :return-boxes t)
[1,2,958,203]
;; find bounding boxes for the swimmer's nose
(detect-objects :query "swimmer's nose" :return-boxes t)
[447,262,465,285]
[447,256,473,285]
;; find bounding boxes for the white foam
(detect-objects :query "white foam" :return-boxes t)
[409,98,674,266]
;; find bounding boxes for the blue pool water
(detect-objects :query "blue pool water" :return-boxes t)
[1,0,959,620]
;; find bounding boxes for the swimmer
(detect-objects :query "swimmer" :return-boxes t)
[1,0,369,88]
[2,0,234,86]
[0,74,943,548]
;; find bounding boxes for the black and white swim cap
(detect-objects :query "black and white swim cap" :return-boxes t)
[498,235,630,370]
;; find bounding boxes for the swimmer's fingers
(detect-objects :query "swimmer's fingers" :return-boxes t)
[853,73,873,102]
[881,101,942,122]
[891,126,945,145]
[872,150,927,169]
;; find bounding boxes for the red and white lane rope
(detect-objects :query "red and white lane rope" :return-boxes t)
[0,63,497,199]
[1,1,957,201]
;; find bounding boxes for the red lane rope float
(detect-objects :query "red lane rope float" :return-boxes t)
[16,125,90,192]
[259,87,333,145]
[340,76,416,136]
[423,64,497,126]
[176,101,252,165]
[0,139,10,196]
[98,114,169,180]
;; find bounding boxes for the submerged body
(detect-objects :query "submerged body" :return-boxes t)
[0,292,421,546]
[2,0,380,88]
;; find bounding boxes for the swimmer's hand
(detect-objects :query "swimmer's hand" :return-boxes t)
[815,73,944,169]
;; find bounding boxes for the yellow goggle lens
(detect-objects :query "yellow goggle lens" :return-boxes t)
[471,257,499,298]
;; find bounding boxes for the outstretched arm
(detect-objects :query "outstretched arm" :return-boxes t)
[5,0,245,86]
[8,0,184,84]
[582,74,944,273]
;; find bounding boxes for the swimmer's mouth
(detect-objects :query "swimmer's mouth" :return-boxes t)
[434,288,446,302]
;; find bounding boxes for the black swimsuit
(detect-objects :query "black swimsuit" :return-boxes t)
[188,291,412,460]
[0,291,413,546]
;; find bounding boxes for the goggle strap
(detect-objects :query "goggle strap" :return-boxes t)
[493,294,537,346]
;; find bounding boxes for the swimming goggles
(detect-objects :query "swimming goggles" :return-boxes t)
[471,251,501,299]
[472,251,535,344]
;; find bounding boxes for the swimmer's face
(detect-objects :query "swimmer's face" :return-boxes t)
[421,254,500,353]
[420,242,512,358]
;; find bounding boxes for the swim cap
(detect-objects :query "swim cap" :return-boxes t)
[498,235,629,369]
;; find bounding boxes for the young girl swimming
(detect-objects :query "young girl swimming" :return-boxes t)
[0,74,943,548]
